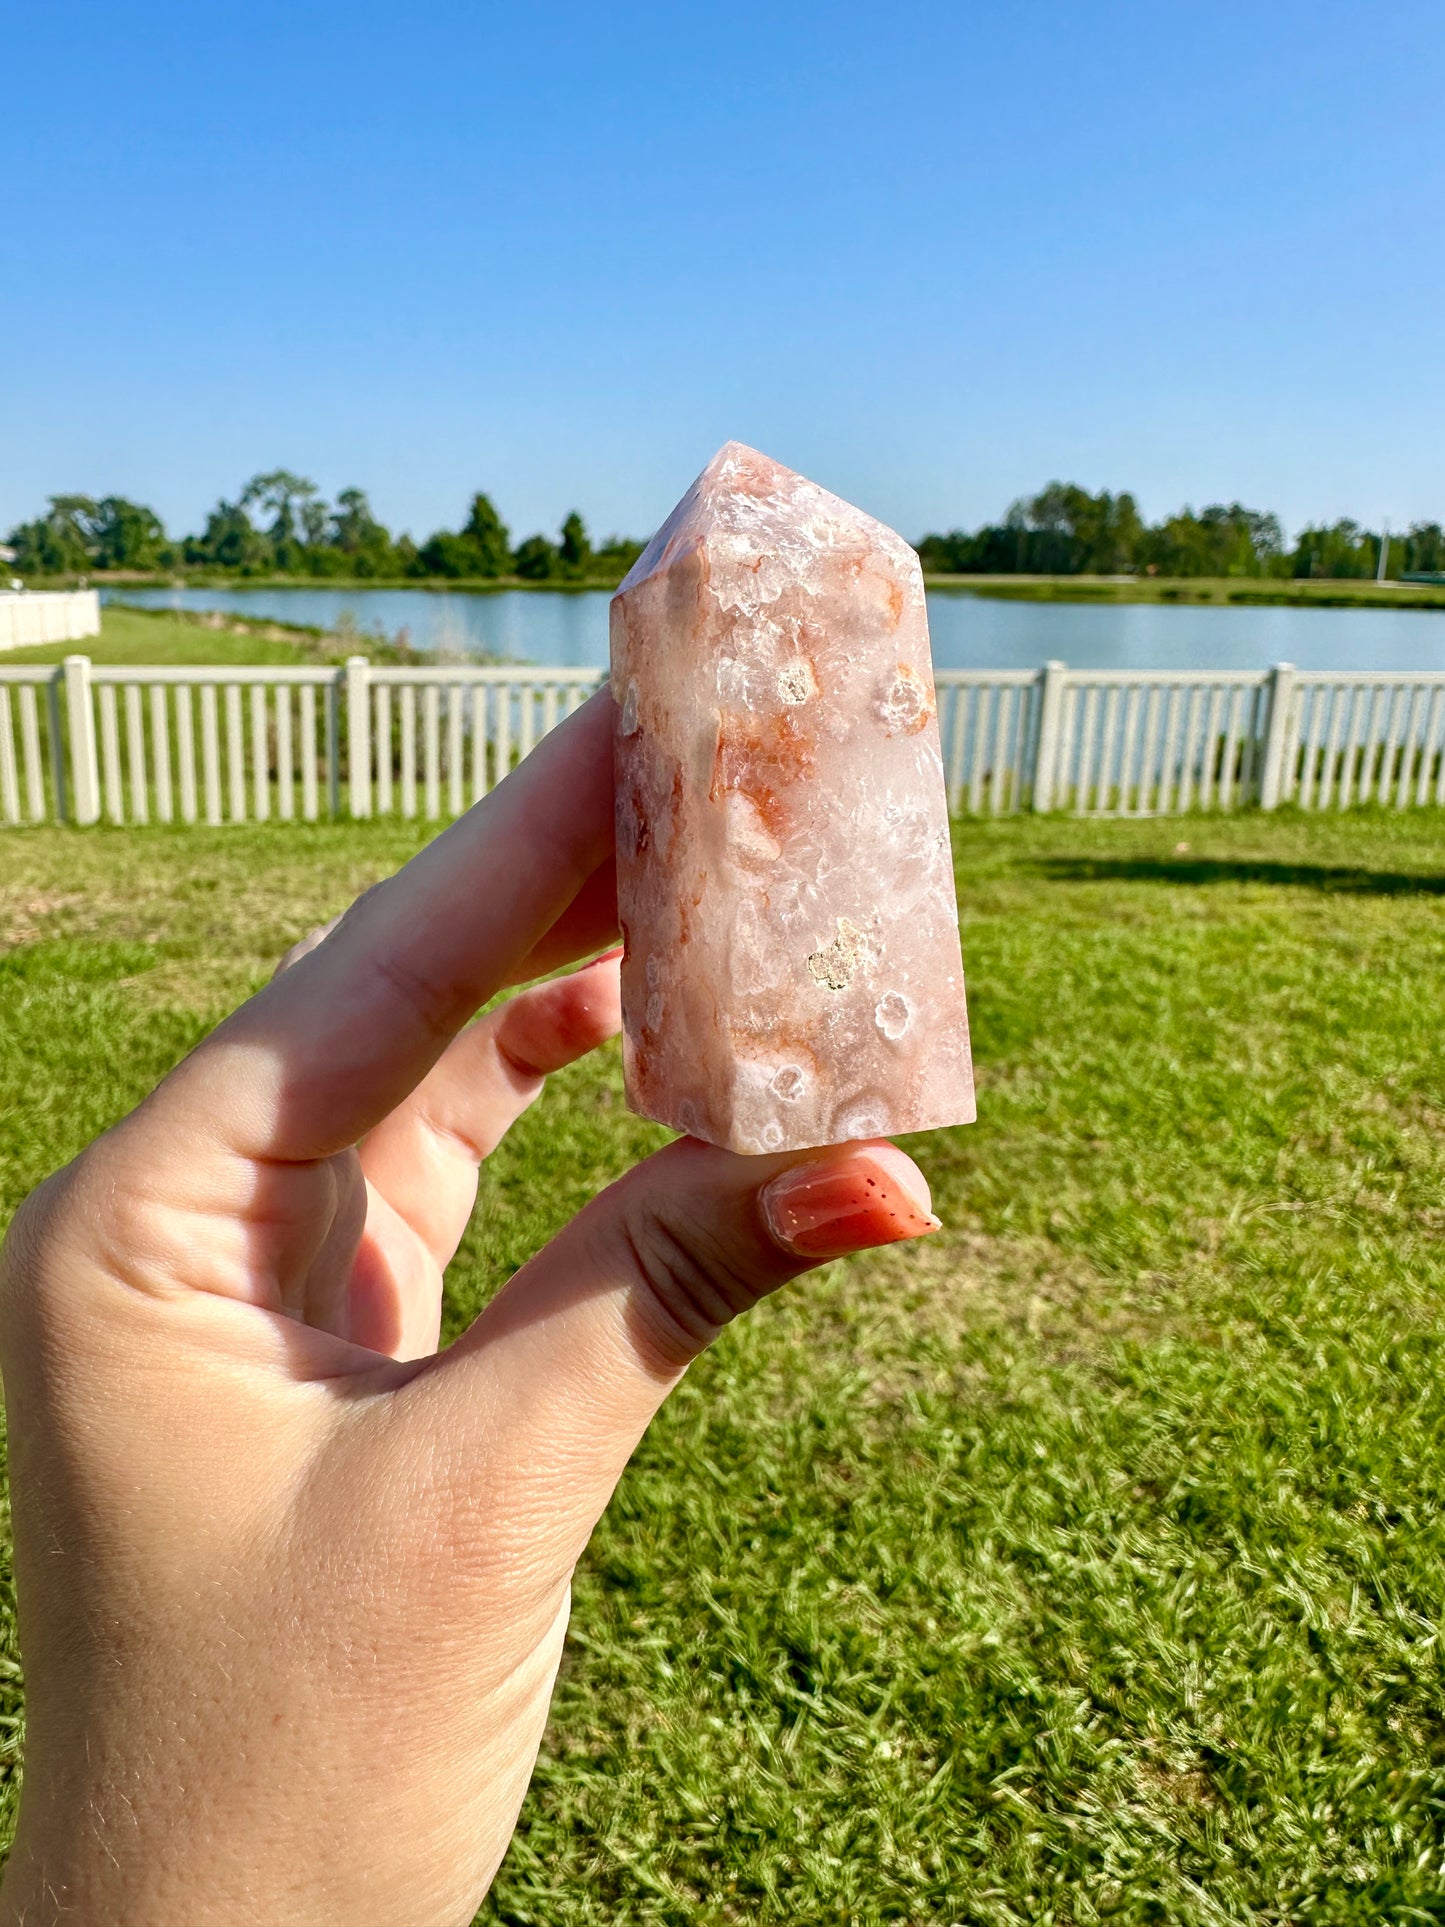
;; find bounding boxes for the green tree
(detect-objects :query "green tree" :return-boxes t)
[300,497,329,547]
[512,534,558,580]
[1288,520,1376,579]
[327,487,396,577]
[559,511,591,576]
[913,529,980,573]
[241,470,319,571]
[186,499,269,572]
[1404,524,1445,574]
[592,534,646,582]
[6,496,97,574]
[1140,503,1284,577]
[90,497,170,570]
[417,493,512,578]
[461,493,511,576]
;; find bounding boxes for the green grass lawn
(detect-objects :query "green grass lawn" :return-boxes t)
[923,574,1445,611]
[1,602,409,669]
[2,808,1445,1923]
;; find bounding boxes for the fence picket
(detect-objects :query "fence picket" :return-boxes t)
[125,683,148,824]
[1333,689,1356,809]
[224,686,244,822]
[1417,687,1443,807]
[1389,686,1415,809]
[470,685,487,803]
[1338,687,1365,808]
[1100,688,1124,811]
[0,690,18,823]
[1163,686,1179,813]
[447,684,464,818]
[1361,685,1383,803]
[423,686,441,819]
[98,683,123,822]
[19,685,44,821]
[276,688,294,821]
[400,685,417,817]
[251,684,270,821]
[150,685,173,822]
[44,678,66,822]
[1386,685,1410,808]
[1052,681,1078,810]
[494,683,512,790]
[374,686,392,816]
[200,685,222,824]
[987,685,1010,815]
[1298,684,1326,809]
[325,682,340,819]
[177,687,197,823]
[300,686,318,821]
[1222,685,1244,805]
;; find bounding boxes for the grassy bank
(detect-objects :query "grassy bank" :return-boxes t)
[2,809,1445,1922]
[925,572,1445,610]
[18,570,629,595]
[0,602,430,669]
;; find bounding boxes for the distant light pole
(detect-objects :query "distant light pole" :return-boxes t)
[1377,521,1391,582]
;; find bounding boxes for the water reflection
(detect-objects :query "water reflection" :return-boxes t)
[102,583,1445,673]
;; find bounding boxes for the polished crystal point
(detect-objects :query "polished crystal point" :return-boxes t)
[611,441,974,1154]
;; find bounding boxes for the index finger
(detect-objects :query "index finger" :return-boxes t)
[164,688,616,1163]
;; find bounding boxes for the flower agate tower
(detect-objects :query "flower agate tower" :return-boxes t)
[612,442,974,1154]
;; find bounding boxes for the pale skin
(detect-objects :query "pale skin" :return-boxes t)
[0,692,941,1926]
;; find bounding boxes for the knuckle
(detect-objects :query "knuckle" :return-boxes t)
[615,1199,767,1376]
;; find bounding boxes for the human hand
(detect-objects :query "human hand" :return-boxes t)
[0,692,941,1926]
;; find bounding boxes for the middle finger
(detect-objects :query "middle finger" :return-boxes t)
[358,950,623,1268]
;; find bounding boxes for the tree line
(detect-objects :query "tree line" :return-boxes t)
[4,471,646,585]
[7,472,1445,584]
[916,482,1445,580]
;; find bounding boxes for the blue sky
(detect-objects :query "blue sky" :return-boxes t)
[4,0,1441,546]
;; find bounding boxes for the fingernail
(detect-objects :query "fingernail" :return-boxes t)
[759,1145,942,1259]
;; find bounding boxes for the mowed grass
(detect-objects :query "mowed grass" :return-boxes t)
[2,808,1445,1923]
[2,602,403,668]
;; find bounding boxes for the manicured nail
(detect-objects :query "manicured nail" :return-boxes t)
[759,1145,942,1259]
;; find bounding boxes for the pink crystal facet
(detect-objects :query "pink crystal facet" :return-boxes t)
[611,442,975,1155]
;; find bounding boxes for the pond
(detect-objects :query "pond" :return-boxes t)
[101,584,1445,673]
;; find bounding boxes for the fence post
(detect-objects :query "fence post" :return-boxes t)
[63,654,100,825]
[346,656,371,818]
[1030,660,1068,811]
[1258,661,1297,810]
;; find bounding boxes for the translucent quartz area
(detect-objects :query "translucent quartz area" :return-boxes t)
[611,441,975,1154]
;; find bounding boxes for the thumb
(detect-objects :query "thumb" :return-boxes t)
[405,1135,940,1569]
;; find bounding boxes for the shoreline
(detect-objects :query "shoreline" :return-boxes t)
[16,570,1432,612]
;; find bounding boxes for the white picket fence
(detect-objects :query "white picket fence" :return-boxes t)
[0,590,101,653]
[1,655,1443,828]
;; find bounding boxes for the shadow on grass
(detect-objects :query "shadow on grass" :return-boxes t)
[1031,856,1445,896]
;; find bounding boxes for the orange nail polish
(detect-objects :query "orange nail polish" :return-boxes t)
[760,1152,942,1259]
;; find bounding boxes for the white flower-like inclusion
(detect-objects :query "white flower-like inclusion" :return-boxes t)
[776,659,817,705]
[876,664,931,734]
[874,991,911,1041]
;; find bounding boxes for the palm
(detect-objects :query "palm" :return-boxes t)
[0,695,934,1925]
